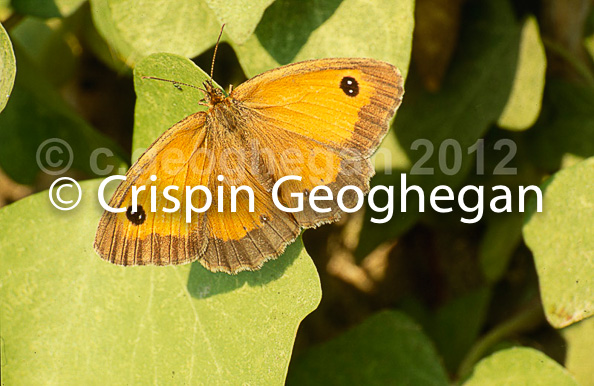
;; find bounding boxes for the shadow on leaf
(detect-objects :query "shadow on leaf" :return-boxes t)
[255,0,343,64]
[187,238,303,298]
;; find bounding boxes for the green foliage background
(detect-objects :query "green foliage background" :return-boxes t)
[0,0,593,384]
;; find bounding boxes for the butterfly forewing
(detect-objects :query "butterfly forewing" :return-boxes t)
[231,58,403,159]
[94,113,211,266]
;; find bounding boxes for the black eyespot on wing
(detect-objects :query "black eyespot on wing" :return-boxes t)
[340,76,359,97]
[126,205,147,225]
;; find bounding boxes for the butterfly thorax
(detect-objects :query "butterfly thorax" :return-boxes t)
[203,82,247,136]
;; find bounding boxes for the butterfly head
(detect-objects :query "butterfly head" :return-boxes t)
[202,80,227,108]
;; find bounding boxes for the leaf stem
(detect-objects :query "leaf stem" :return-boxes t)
[457,298,545,381]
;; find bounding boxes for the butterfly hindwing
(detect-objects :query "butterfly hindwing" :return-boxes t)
[197,129,300,273]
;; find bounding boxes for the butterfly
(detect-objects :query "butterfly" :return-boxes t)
[94,53,404,274]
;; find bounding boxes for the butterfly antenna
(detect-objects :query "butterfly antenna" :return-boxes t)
[210,24,225,80]
[141,76,203,91]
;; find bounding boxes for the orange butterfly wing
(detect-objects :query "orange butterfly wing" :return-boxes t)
[193,124,300,273]
[230,58,404,227]
[94,112,300,272]
[94,114,211,266]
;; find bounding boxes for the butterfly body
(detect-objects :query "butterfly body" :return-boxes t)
[94,58,404,273]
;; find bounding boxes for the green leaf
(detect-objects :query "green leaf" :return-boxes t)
[497,16,546,131]
[133,53,211,154]
[232,0,414,78]
[90,0,220,67]
[0,179,321,384]
[79,6,130,74]
[480,213,524,283]
[287,310,449,385]
[463,347,578,385]
[10,0,85,18]
[204,0,276,44]
[371,129,412,173]
[0,21,15,113]
[0,45,127,185]
[527,80,594,172]
[523,157,594,328]
[427,288,491,373]
[10,17,77,86]
[561,316,594,385]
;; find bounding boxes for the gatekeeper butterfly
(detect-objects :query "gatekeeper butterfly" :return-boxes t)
[94,34,404,274]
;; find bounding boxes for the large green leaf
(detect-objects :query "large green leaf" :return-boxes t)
[10,0,85,18]
[497,16,546,131]
[463,347,577,385]
[287,310,449,385]
[523,157,594,328]
[0,179,321,384]
[90,0,220,67]
[0,21,15,113]
[0,45,127,185]
[204,0,276,44]
[233,0,414,78]
[561,316,594,385]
